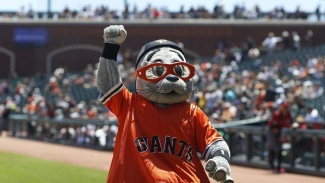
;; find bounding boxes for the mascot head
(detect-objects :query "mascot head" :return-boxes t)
[135,39,195,105]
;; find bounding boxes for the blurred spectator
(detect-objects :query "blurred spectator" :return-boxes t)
[215,38,227,51]
[16,6,27,18]
[266,102,293,173]
[264,82,277,103]
[246,36,256,50]
[27,5,34,18]
[177,5,186,18]
[305,29,314,47]
[291,32,301,51]
[213,49,226,65]
[144,4,152,19]
[212,1,226,19]
[60,6,73,19]
[253,83,266,111]
[315,5,321,21]
[262,32,282,54]
[255,102,273,120]
[248,48,260,59]
[305,107,322,122]
[213,102,236,123]
[0,101,11,136]
[293,6,301,19]
[281,31,291,50]
[106,124,118,147]
[234,102,250,120]
[123,4,130,19]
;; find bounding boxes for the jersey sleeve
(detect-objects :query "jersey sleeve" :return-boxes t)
[98,83,131,119]
[194,106,223,156]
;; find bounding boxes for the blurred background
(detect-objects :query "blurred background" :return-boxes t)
[0,0,325,179]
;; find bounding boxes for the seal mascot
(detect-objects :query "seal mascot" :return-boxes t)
[96,25,234,183]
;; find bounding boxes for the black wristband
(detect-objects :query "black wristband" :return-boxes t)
[101,43,120,61]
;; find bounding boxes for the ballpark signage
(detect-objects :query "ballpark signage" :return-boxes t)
[13,28,48,47]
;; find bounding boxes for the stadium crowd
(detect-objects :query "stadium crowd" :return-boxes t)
[1,3,322,21]
[1,31,325,150]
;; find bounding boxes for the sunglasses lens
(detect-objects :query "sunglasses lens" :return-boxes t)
[145,65,167,79]
[173,65,191,78]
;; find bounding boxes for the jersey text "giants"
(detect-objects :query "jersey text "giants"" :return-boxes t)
[134,136,193,162]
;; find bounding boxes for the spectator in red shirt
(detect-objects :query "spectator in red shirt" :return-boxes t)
[266,102,292,173]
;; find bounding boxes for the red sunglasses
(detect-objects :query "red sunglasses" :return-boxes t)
[135,62,196,83]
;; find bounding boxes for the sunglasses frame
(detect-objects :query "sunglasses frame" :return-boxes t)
[135,62,196,83]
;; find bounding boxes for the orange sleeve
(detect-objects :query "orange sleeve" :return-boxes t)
[194,106,223,155]
[102,86,132,119]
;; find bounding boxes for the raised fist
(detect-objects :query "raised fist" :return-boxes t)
[103,25,127,45]
[205,156,234,183]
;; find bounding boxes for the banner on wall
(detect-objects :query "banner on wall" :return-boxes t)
[13,28,48,47]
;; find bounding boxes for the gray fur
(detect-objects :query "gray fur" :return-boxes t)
[108,30,120,37]
[206,140,232,177]
[96,57,121,94]
[103,25,127,44]
[208,156,231,176]
[206,140,231,161]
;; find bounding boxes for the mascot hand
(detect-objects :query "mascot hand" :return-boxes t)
[205,156,234,183]
[103,25,127,44]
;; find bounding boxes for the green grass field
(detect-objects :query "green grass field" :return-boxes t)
[0,151,107,183]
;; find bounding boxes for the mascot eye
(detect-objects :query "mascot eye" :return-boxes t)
[174,65,191,78]
[174,65,184,76]
[153,66,166,76]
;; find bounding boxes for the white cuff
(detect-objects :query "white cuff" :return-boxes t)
[98,82,123,104]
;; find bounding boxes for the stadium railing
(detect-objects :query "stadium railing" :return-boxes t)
[6,114,325,177]
[222,125,325,177]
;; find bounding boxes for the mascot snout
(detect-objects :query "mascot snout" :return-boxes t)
[165,75,179,82]
[156,74,187,94]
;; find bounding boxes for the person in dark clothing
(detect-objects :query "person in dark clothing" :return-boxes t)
[281,31,291,50]
[247,36,256,50]
[315,5,321,21]
[304,29,314,47]
[266,102,292,173]
[291,31,300,51]
[0,105,11,136]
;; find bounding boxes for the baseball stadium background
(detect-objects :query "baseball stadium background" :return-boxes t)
[0,0,325,182]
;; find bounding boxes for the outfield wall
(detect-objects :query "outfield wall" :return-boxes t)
[1,19,325,77]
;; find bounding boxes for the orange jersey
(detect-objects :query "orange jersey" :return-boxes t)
[101,83,223,183]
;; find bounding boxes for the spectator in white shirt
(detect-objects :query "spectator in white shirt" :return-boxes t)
[262,32,282,54]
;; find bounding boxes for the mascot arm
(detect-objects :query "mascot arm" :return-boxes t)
[96,25,127,104]
[195,107,234,182]
[205,140,234,183]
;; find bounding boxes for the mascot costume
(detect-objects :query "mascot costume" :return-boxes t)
[96,25,234,183]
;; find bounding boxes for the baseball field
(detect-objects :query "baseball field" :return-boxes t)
[0,136,324,183]
[0,151,107,183]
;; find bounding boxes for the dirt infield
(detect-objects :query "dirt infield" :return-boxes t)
[0,137,323,183]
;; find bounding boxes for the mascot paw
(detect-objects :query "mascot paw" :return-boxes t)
[205,157,234,183]
[103,25,127,44]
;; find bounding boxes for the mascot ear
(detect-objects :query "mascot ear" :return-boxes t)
[135,39,185,68]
